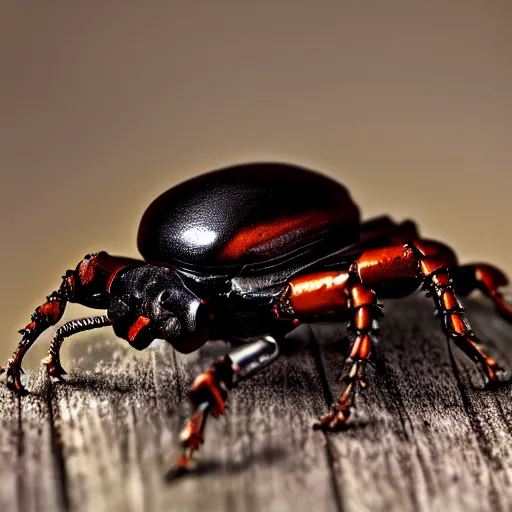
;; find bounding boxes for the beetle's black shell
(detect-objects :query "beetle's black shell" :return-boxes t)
[137,162,360,274]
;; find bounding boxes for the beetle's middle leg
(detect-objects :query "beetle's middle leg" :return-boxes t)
[177,336,279,468]
[313,283,382,431]
[276,271,383,431]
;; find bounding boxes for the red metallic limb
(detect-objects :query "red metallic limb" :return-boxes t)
[176,361,231,468]
[355,241,505,385]
[355,239,458,298]
[278,238,507,430]
[314,283,382,431]
[381,242,501,383]
[4,252,144,392]
[452,263,512,324]
[424,271,502,383]
[286,271,351,316]
[5,272,75,392]
[189,366,229,418]
[355,245,419,297]
[176,336,279,471]
[177,402,212,470]
[75,251,146,301]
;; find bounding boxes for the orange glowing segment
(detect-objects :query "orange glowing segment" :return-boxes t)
[128,316,151,341]
[288,271,350,315]
[219,210,335,261]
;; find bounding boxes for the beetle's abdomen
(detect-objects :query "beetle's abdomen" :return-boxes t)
[137,162,360,272]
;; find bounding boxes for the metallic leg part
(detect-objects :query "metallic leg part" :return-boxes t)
[6,274,75,392]
[42,315,111,378]
[412,243,506,385]
[228,335,280,384]
[176,335,279,470]
[425,270,504,384]
[452,263,512,324]
[177,402,212,469]
[315,283,382,432]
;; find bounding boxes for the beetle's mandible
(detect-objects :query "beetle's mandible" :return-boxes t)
[3,162,511,471]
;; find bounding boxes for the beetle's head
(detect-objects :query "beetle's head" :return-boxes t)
[108,265,211,353]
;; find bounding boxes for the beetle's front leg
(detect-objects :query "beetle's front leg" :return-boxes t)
[4,251,143,393]
[314,284,382,431]
[4,271,76,392]
[177,336,279,469]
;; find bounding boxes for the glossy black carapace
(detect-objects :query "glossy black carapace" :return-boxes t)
[4,162,510,471]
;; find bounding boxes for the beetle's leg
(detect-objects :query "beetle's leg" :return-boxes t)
[355,241,506,386]
[275,270,382,430]
[4,251,143,393]
[360,215,420,247]
[313,283,382,431]
[42,315,112,378]
[410,242,506,385]
[176,336,279,470]
[4,272,76,393]
[451,263,512,324]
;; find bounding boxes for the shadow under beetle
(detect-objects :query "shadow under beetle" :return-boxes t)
[4,162,511,470]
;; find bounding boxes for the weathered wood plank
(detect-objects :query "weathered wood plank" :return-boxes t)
[315,293,512,512]
[0,386,20,510]
[0,370,68,512]
[31,329,338,512]
[157,339,339,512]
[0,294,511,512]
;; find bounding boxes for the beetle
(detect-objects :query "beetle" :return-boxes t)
[3,162,511,470]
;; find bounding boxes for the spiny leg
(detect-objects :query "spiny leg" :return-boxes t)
[274,270,383,431]
[4,251,144,393]
[413,243,506,384]
[42,315,112,378]
[176,335,279,470]
[314,283,382,431]
[5,271,76,392]
[353,240,506,386]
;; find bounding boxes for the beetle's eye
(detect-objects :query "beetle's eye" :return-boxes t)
[159,290,174,310]
[108,297,129,319]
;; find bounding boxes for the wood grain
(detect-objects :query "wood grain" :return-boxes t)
[0,294,511,512]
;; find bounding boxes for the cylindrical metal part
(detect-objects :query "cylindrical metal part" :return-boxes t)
[228,335,279,384]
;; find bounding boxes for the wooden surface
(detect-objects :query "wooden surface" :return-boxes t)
[0,293,511,512]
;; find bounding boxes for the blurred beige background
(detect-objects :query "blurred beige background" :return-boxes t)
[0,1,510,364]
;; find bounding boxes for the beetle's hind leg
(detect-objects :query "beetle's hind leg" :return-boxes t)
[42,315,112,378]
[451,263,512,325]
[411,243,508,386]
[176,336,279,470]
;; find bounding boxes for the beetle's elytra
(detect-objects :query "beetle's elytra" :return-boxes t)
[4,162,510,471]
